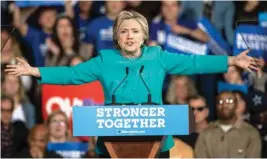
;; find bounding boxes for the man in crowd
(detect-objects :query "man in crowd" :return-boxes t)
[1,95,28,158]
[195,91,261,158]
[177,95,209,148]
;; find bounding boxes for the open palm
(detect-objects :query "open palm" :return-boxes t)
[4,57,33,76]
[234,50,260,73]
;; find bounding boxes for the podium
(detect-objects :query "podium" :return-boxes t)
[72,105,195,158]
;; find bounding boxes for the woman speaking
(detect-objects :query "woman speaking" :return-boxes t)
[5,11,259,158]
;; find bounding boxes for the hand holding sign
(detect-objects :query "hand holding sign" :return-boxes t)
[229,49,260,73]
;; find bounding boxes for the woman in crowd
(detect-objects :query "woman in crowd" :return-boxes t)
[45,15,80,66]
[1,74,35,128]
[166,75,198,104]
[46,110,78,143]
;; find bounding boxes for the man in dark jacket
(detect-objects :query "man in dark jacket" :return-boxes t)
[1,95,28,158]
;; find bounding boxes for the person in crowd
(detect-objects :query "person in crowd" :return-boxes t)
[195,91,261,158]
[5,10,260,158]
[1,28,33,92]
[248,57,267,93]
[125,1,161,25]
[46,110,78,143]
[176,95,209,148]
[235,1,267,23]
[14,124,62,158]
[149,1,209,48]
[165,75,197,104]
[1,95,28,158]
[10,3,58,67]
[82,1,125,58]
[223,65,245,85]
[65,1,95,42]
[1,28,22,64]
[2,74,35,128]
[233,91,249,121]
[45,15,80,66]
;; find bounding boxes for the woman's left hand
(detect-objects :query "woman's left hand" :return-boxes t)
[229,49,260,73]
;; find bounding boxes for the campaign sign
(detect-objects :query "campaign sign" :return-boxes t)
[233,24,267,61]
[15,1,64,7]
[218,81,248,94]
[198,17,231,55]
[73,105,189,136]
[47,142,88,158]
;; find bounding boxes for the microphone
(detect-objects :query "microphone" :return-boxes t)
[112,67,129,105]
[139,65,152,104]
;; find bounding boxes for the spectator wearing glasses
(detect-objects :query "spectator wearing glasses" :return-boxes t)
[195,91,261,158]
[46,110,78,143]
[1,95,28,158]
[177,95,209,148]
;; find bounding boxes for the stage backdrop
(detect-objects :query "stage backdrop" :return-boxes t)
[42,81,104,140]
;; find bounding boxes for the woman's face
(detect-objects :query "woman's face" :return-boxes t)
[175,77,188,100]
[117,19,144,55]
[2,75,20,97]
[48,114,68,140]
[56,18,73,40]
[224,66,241,84]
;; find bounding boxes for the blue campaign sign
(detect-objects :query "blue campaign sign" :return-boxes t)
[72,105,189,136]
[15,1,64,7]
[199,17,231,55]
[218,81,248,94]
[47,142,88,158]
[259,12,267,28]
[233,24,267,61]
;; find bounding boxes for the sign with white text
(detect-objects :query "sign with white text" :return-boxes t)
[72,105,189,136]
[233,24,267,61]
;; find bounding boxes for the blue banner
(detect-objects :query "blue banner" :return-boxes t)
[15,1,64,7]
[233,24,267,61]
[259,12,267,28]
[72,105,189,136]
[218,81,248,94]
[199,17,231,55]
[47,142,88,158]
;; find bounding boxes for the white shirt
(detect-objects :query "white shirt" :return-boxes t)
[12,104,26,123]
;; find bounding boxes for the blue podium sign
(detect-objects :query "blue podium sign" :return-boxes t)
[72,105,189,136]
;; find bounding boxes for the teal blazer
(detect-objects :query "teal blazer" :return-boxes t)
[38,45,228,154]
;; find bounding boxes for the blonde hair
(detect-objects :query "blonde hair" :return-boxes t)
[166,75,198,104]
[2,74,27,103]
[113,10,149,49]
[46,110,71,141]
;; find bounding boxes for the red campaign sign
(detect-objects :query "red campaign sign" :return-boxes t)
[42,81,104,120]
[42,81,105,141]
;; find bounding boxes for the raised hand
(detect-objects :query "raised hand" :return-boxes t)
[231,49,260,73]
[4,57,40,77]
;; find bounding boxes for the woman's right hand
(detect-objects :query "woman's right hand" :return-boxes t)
[4,57,40,77]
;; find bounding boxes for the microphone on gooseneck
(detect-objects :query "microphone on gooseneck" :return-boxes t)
[139,65,152,104]
[112,67,129,105]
